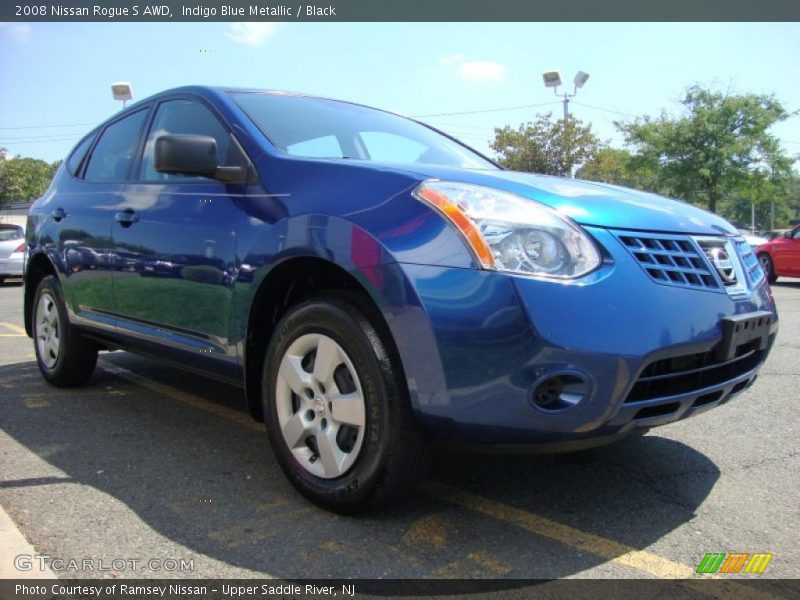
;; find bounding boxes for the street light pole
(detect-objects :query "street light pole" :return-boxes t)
[542,70,590,176]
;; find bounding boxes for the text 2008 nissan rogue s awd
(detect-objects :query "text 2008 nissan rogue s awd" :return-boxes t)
[24,87,778,512]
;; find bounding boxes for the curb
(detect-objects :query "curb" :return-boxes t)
[0,502,56,579]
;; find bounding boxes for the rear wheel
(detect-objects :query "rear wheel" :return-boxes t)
[262,292,429,513]
[32,275,98,386]
[758,253,777,284]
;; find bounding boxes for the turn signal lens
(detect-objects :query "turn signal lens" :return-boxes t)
[414,184,496,268]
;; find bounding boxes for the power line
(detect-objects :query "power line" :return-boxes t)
[1,102,559,131]
[410,101,559,118]
[0,136,82,145]
[0,132,87,142]
[432,125,494,136]
[421,121,497,131]
[570,101,639,119]
[0,122,92,130]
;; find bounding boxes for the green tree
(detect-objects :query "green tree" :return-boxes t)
[618,85,795,213]
[575,147,669,194]
[491,113,600,176]
[0,153,61,205]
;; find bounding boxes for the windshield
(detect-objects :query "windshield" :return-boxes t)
[231,92,497,170]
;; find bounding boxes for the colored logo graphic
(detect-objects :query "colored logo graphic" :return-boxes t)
[696,552,773,574]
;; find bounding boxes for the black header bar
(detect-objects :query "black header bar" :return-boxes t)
[2,0,799,22]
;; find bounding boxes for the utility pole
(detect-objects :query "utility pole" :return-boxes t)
[771,200,775,233]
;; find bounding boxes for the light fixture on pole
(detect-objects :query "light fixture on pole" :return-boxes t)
[111,81,133,109]
[542,70,589,124]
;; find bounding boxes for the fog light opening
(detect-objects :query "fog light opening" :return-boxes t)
[531,374,588,411]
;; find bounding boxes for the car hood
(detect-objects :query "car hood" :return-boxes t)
[391,164,737,236]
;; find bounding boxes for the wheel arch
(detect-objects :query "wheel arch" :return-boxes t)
[24,252,58,337]
[242,256,405,422]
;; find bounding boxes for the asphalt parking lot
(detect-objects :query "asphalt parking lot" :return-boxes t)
[0,278,798,587]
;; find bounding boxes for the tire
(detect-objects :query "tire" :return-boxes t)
[0,277,5,286]
[32,275,98,387]
[262,291,430,513]
[758,253,777,284]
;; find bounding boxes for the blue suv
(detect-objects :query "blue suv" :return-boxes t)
[24,87,778,512]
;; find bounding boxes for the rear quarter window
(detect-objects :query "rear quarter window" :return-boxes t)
[66,132,97,176]
[84,109,148,182]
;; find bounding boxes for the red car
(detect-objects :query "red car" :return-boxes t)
[756,225,800,283]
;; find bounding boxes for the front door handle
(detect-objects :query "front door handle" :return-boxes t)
[51,207,66,222]
[115,209,139,228]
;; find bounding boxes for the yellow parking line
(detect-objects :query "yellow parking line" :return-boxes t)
[0,322,26,336]
[424,486,781,599]
[403,514,448,548]
[97,360,784,599]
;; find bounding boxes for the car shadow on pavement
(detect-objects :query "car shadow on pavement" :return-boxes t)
[0,355,720,579]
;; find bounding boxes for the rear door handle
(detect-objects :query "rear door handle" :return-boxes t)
[115,209,139,227]
[51,207,66,222]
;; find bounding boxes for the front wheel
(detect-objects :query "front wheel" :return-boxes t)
[32,275,98,386]
[262,292,429,513]
[758,253,777,284]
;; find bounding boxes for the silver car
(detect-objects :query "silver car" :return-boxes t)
[0,223,25,284]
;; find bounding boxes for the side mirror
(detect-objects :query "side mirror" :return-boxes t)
[155,134,218,178]
[155,135,244,183]
[785,231,793,239]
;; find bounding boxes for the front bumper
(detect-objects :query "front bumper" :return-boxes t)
[362,227,778,448]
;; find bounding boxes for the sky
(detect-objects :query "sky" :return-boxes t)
[1,22,799,163]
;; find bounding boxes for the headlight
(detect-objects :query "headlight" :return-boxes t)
[413,180,601,279]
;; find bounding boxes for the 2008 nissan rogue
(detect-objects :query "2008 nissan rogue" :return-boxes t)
[24,87,778,512]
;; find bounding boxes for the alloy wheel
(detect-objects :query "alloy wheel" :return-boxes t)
[36,291,61,368]
[275,333,366,479]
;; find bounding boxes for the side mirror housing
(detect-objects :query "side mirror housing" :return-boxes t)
[154,134,246,183]
[155,134,219,178]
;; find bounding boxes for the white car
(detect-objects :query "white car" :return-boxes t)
[0,223,25,284]
[737,228,769,248]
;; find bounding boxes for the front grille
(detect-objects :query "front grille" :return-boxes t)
[617,234,720,291]
[625,339,766,403]
[733,238,764,286]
